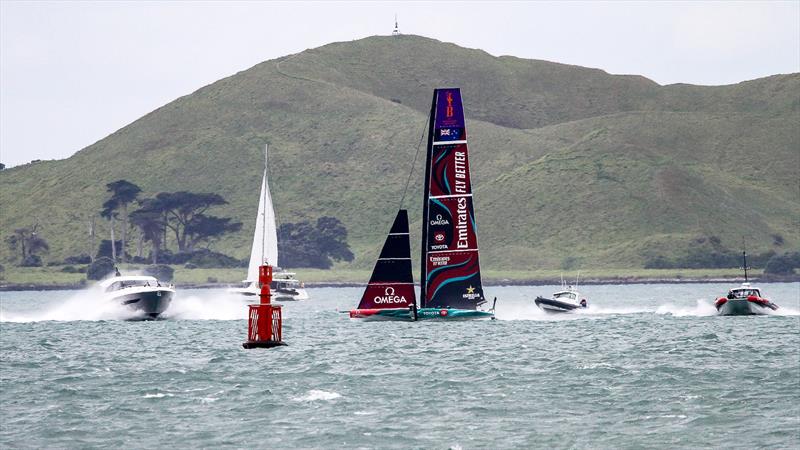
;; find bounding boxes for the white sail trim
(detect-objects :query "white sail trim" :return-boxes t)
[429,194,473,200]
[432,140,467,146]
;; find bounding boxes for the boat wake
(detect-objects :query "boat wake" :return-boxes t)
[0,288,136,322]
[0,289,249,323]
[765,305,800,316]
[655,299,718,317]
[160,293,248,320]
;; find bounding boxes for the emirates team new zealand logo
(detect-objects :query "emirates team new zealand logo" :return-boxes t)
[446,91,454,118]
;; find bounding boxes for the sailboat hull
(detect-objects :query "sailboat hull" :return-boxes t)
[349,307,494,321]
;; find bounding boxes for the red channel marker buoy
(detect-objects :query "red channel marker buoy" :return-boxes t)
[243,265,286,349]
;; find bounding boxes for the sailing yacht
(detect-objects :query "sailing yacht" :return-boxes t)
[349,88,495,321]
[229,145,308,301]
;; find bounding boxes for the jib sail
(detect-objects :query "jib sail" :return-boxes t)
[357,209,416,309]
[420,88,485,309]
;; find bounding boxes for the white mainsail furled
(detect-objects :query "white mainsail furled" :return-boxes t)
[246,145,279,282]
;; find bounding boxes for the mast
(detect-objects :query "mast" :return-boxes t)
[262,144,268,266]
[742,237,748,282]
[419,91,438,305]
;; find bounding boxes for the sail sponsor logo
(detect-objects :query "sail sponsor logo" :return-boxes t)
[430,214,450,226]
[434,232,445,242]
[453,150,468,194]
[430,255,450,267]
[462,285,481,300]
[446,91,454,118]
[373,286,407,304]
[456,197,469,249]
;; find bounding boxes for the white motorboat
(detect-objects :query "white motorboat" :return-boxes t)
[99,275,174,319]
[228,144,308,301]
[534,284,587,313]
[229,269,308,301]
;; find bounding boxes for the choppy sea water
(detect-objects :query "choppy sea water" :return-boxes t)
[1,283,799,449]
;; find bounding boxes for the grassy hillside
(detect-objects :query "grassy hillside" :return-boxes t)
[1,35,798,274]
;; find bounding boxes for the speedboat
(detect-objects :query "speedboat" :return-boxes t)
[715,282,778,315]
[99,275,174,319]
[534,286,588,313]
[229,269,308,301]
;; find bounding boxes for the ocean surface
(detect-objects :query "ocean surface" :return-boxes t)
[1,283,799,449]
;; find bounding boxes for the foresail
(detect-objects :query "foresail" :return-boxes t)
[357,209,416,309]
[420,89,485,309]
[246,167,279,283]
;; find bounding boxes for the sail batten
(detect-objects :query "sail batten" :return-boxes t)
[420,89,485,309]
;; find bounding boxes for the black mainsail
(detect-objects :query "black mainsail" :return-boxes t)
[420,88,486,309]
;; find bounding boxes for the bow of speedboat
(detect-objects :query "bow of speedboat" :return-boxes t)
[113,287,174,320]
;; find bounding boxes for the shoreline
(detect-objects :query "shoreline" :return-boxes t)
[2,274,798,292]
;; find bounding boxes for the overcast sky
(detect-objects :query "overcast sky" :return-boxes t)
[1,1,798,168]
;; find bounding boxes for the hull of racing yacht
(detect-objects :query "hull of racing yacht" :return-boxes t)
[349,307,494,321]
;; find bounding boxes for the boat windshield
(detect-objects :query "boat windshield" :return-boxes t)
[554,292,576,300]
[106,279,155,292]
[731,288,760,298]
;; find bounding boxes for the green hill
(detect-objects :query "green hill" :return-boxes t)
[1,35,798,272]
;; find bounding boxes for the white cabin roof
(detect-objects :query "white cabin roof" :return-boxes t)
[731,282,760,292]
[98,275,158,288]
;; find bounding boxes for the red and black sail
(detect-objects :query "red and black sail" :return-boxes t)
[356,209,416,310]
[420,88,485,309]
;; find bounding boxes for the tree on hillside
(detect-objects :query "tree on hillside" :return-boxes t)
[184,215,242,250]
[152,191,229,252]
[5,224,50,266]
[103,180,141,263]
[129,199,165,264]
[130,191,240,256]
[278,217,354,269]
[315,216,354,262]
[100,198,119,262]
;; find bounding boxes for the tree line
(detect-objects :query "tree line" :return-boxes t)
[4,179,355,270]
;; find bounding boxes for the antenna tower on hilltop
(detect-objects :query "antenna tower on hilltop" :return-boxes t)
[392,14,400,36]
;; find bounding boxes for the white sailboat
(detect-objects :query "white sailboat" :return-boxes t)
[229,145,308,301]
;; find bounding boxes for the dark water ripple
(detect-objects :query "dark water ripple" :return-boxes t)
[1,284,799,448]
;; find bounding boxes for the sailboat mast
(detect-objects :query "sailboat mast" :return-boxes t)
[262,144,268,267]
[419,91,438,307]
